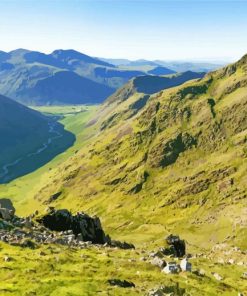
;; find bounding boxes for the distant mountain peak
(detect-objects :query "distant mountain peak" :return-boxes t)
[51,49,115,67]
[9,48,31,55]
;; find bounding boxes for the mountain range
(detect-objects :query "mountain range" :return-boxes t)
[100,57,223,72]
[0,49,219,105]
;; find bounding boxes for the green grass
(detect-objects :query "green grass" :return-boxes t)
[0,105,98,213]
[0,240,245,296]
[0,57,247,295]
[31,105,91,117]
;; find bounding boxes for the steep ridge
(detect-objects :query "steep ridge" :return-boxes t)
[101,71,205,130]
[9,55,247,252]
[0,95,75,183]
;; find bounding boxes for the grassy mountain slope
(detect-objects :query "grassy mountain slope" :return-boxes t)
[11,54,246,248]
[0,95,75,183]
[1,55,246,294]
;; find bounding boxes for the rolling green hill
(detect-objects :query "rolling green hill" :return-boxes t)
[0,95,75,183]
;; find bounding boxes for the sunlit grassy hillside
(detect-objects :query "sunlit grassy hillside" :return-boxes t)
[0,56,247,295]
[2,55,246,250]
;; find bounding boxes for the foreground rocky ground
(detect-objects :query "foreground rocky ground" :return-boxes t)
[1,199,247,295]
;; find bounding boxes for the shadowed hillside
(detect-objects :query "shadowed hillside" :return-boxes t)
[0,95,75,183]
[0,49,151,105]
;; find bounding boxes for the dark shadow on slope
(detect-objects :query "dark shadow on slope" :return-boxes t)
[0,120,75,184]
[133,71,205,94]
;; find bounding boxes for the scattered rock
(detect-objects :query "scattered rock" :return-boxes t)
[162,262,181,274]
[150,256,166,268]
[194,269,206,277]
[140,256,147,261]
[228,258,235,264]
[110,240,135,249]
[148,284,186,296]
[20,239,36,249]
[4,256,11,262]
[212,272,223,281]
[149,250,164,258]
[180,258,192,272]
[107,279,135,288]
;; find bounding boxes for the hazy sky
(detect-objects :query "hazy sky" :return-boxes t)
[0,0,246,61]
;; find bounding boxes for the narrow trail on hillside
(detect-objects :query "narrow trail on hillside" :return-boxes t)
[0,121,63,182]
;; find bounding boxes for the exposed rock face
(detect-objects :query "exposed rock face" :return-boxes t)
[164,234,186,257]
[148,133,196,168]
[39,209,110,244]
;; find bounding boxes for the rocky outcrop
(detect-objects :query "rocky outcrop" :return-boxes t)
[110,240,135,249]
[148,133,196,168]
[38,208,110,244]
[0,206,134,249]
[107,279,135,288]
[163,234,186,258]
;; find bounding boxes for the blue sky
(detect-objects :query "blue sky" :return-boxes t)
[0,0,246,61]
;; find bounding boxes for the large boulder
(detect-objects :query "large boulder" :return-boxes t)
[107,279,135,288]
[163,234,186,257]
[38,209,110,244]
[0,198,15,221]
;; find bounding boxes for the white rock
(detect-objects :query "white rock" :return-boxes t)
[151,257,166,268]
[212,272,223,281]
[180,258,192,272]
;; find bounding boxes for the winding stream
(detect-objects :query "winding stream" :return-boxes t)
[0,121,63,181]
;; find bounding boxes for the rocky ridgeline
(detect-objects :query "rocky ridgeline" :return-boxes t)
[0,199,134,250]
